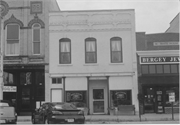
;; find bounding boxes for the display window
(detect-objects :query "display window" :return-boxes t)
[165,87,179,107]
[66,91,87,107]
[110,90,132,107]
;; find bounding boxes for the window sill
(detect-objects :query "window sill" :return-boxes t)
[58,64,73,66]
[109,63,124,65]
[84,63,99,66]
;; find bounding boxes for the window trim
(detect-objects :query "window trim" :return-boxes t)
[85,38,97,63]
[59,38,71,64]
[5,24,20,56]
[110,37,123,63]
[32,23,41,55]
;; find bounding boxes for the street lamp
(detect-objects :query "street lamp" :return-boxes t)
[0,0,4,100]
[0,0,9,100]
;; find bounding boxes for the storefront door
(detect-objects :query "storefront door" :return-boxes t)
[20,87,32,111]
[89,79,108,115]
[155,89,164,113]
[93,89,105,114]
[144,87,155,113]
[18,72,33,113]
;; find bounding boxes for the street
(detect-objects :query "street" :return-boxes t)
[17,120,179,124]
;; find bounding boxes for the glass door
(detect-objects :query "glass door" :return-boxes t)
[93,89,105,114]
[156,90,164,113]
[144,87,155,113]
[21,88,31,110]
[19,72,32,112]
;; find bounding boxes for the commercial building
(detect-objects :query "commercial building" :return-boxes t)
[0,0,59,115]
[137,13,179,114]
[49,10,138,115]
[136,32,179,114]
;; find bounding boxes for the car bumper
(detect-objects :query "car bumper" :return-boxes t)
[48,115,85,124]
[0,117,17,124]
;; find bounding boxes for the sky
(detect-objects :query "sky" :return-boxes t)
[56,0,179,34]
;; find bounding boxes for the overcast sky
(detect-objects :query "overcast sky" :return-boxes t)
[56,0,179,34]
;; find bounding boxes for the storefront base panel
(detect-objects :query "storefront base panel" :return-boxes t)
[165,107,179,114]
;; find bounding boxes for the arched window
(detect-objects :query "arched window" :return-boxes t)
[6,24,20,55]
[110,37,123,63]
[59,38,71,64]
[32,23,41,55]
[85,38,97,63]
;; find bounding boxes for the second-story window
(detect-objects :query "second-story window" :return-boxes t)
[110,37,122,63]
[33,23,41,55]
[59,38,71,64]
[6,24,20,55]
[85,38,97,63]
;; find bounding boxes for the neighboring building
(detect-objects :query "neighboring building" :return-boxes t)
[1,0,59,115]
[165,13,179,33]
[136,32,179,114]
[49,10,138,115]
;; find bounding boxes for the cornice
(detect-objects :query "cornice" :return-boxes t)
[50,28,131,33]
[137,50,180,56]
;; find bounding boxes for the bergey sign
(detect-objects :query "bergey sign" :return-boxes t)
[140,56,180,64]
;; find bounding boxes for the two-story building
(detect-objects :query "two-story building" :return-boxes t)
[0,0,59,115]
[49,10,138,115]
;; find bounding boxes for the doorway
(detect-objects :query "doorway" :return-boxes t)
[89,79,108,114]
[18,72,34,114]
[93,89,105,113]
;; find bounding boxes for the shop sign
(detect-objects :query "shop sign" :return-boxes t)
[3,86,17,92]
[140,56,180,64]
[153,42,179,46]
[169,92,175,102]
[115,92,127,100]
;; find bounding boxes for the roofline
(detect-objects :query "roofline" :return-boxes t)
[169,13,179,24]
[54,0,60,11]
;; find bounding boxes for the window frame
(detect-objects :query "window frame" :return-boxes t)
[52,78,62,84]
[59,38,71,64]
[85,38,97,63]
[32,23,41,55]
[110,37,123,63]
[5,24,20,56]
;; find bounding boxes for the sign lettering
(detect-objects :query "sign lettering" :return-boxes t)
[3,86,17,92]
[140,56,180,64]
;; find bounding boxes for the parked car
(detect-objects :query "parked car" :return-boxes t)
[31,102,85,124]
[0,100,17,124]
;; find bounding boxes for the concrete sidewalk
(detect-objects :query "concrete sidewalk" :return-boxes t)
[17,113,179,122]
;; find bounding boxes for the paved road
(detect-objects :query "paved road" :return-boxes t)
[17,120,179,124]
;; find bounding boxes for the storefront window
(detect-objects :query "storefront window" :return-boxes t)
[110,90,132,107]
[66,91,87,107]
[20,72,32,85]
[3,72,15,85]
[165,87,179,107]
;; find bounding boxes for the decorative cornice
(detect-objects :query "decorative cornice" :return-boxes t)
[50,72,135,77]
[50,28,131,33]
[28,15,45,28]
[4,14,24,29]
[49,20,131,26]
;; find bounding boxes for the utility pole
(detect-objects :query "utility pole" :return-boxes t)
[0,0,4,100]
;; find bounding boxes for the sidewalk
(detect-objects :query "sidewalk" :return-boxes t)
[17,113,179,122]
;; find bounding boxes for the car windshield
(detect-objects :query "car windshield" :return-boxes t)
[0,102,9,106]
[53,103,77,110]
